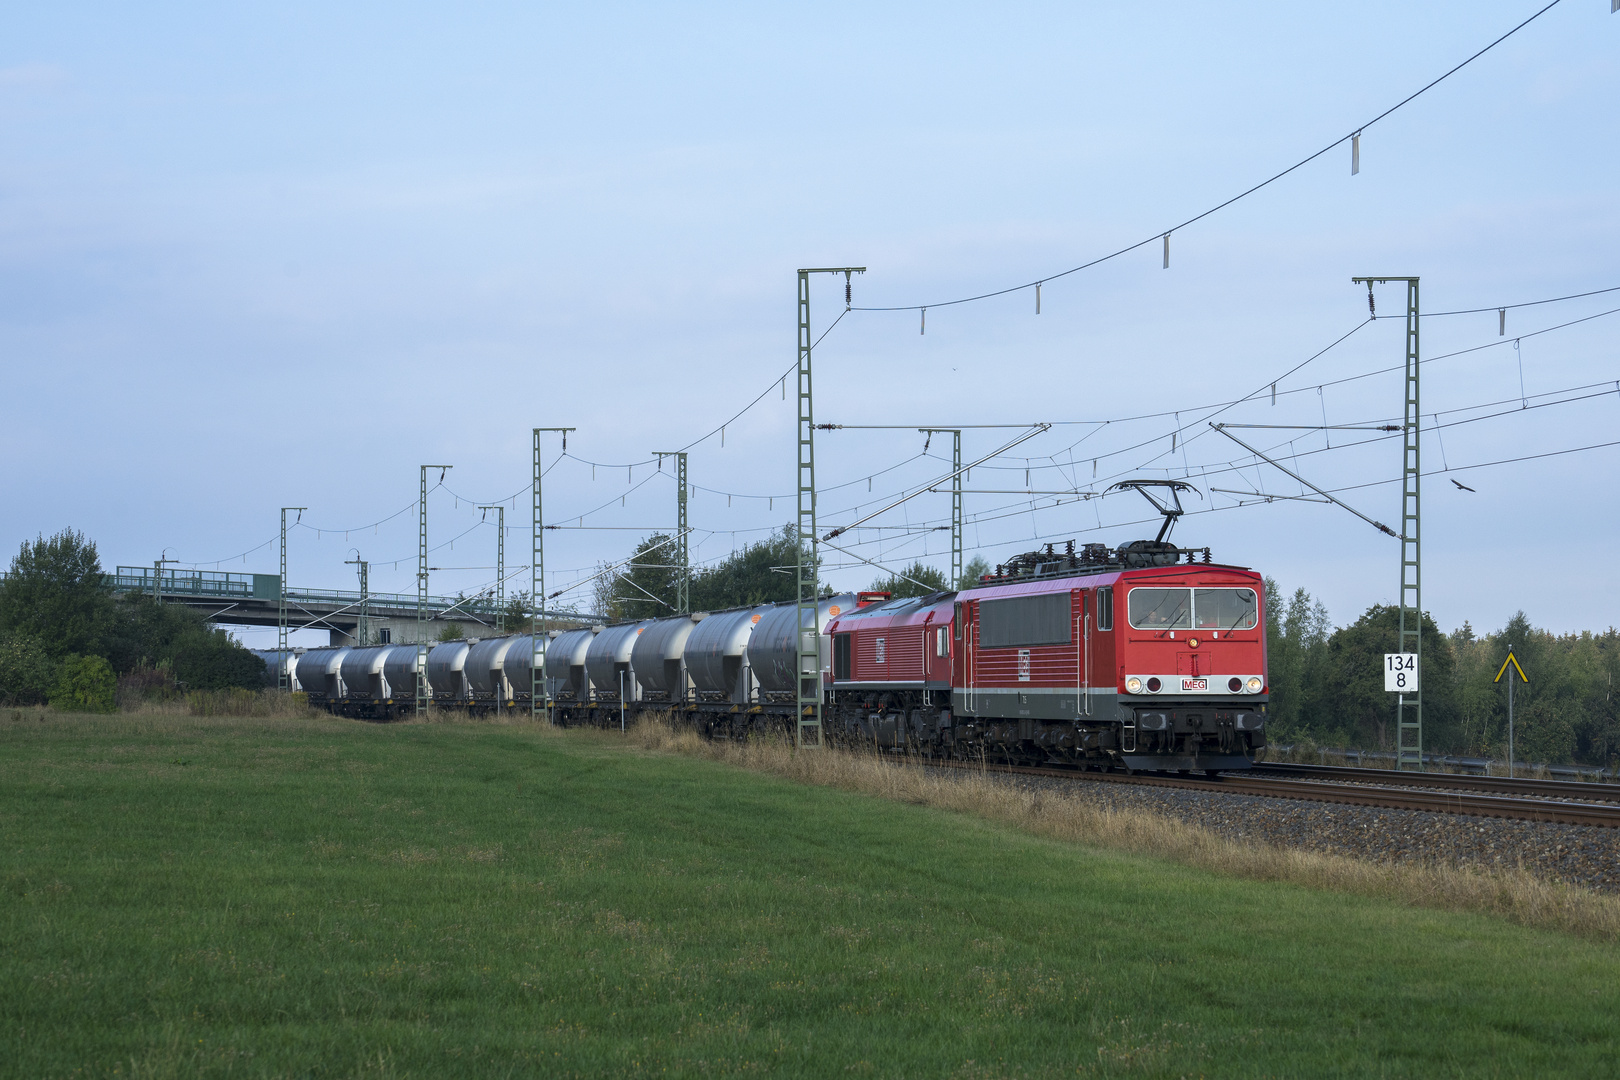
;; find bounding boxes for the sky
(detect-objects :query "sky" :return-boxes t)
[2,1,1617,647]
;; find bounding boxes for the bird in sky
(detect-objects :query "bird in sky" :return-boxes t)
[1451,478,1476,492]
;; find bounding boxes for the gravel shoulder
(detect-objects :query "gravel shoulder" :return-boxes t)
[943,766,1620,894]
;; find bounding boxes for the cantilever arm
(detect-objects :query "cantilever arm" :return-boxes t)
[1209,424,1396,537]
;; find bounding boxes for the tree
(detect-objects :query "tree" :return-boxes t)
[1262,578,1331,742]
[1473,612,1575,765]
[868,561,949,599]
[437,622,467,643]
[0,530,118,659]
[0,632,54,706]
[957,556,991,590]
[49,654,116,713]
[589,561,621,622]
[593,525,816,620]
[689,525,806,611]
[107,593,265,692]
[503,590,533,633]
[1315,605,1457,751]
[606,533,682,619]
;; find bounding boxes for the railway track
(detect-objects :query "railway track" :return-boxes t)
[1250,760,1620,803]
[919,757,1620,828]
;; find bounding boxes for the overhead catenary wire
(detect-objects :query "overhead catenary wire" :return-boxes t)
[246,283,1619,582]
[832,378,1620,552]
[777,333,1616,564]
[849,0,1568,315]
[934,298,1619,487]
[1406,283,1620,318]
[201,270,1613,594]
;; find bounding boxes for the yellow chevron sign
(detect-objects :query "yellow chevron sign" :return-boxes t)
[1494,652,1528,684]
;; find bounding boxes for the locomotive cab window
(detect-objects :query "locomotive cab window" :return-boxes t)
[935,626,949,657]
[1128,587,1257,630]
[833,633,852,680]
[1128,588,1191,629]
[1194,588,1258,630]
[1096,587,1113,631]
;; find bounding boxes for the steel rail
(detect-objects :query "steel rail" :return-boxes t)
[913,758,1620,828]
[1250,761,1620,802]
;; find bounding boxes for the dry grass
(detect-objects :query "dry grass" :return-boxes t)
[113,689,322,719]
[626,715,1620,942]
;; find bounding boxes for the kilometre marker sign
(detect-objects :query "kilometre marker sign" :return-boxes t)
[1384,653,1418,693]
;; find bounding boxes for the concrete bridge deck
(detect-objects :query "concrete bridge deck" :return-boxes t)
[112,567,511,645]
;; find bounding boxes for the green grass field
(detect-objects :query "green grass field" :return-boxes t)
[3,713,1617,1078]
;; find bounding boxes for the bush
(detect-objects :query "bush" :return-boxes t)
[49,654,116,713]
[113,594,265,691]
[0,632,55,706]
[115,661,180,709]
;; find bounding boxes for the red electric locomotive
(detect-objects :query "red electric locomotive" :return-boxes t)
[824,481,1268,772]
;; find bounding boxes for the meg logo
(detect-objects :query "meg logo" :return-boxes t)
[1181,678,1208,691]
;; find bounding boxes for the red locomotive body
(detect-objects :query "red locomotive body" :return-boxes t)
[833,594,955,687]
[824,483,1269,772]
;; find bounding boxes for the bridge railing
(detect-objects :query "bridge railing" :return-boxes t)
[112,567,491,614]
[113,567,258,598]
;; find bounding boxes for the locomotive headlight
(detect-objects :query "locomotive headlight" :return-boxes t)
[1246,677,1263,694]
[1126,677,1142,695]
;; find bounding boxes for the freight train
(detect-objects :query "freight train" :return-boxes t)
[264,482,1269,773]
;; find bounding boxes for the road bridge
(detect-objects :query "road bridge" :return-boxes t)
[111,567,509,646]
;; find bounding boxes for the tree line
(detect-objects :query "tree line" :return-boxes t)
[0,530,266,711]
[597,526,1620,767]
[1264,578,1620,767]
[591,526,994,620]
[19,518,1607,762]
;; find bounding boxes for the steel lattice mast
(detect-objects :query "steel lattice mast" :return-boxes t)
[345,553,369,646]
[795,267,863,749]
[654,452,690,614]
[532,428,573,721]
[919,428,963,588]
[1355,275,1422,770]
[417,465,452,716]
[478,505,505,632]
[278,507,304,691]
